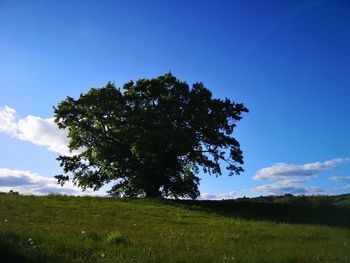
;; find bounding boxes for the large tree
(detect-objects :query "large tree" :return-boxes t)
[54,73,248,199]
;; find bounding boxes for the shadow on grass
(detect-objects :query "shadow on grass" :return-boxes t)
[0,233,48,263]
[165,197,350,228]
[0,243,38,263]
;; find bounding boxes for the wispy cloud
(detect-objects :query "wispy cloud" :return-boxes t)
[336,185,350,191]
[253,158,349,181]
[200,191,236,200]
[329,176,350,182]
[251,180,323,195]
[250,158,349,195]
[0,168,100,195]
[0,106,70,155]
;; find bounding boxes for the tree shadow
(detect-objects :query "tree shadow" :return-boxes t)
[0,233,50,263]
[166,197,350,228]
[0,242,36,263]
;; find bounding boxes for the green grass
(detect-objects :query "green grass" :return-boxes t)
[105,231,126,245]
[0,194,349,263]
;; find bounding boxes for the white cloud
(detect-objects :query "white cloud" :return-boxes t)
[250,158,350,195]
[329,176,350,182]
[253,158,349,181]
[0,106,18,134]
[200,191,236,200]
[251,180,323,195]
[337,185,350,191]
[0,106,70,155]
[0,168,101,196]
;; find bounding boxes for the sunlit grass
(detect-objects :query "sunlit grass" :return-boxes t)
[105,231,126,245]
[0,195,349,262]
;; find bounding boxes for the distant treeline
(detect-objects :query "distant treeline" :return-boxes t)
[233,193,350,207]
[0,190,19,195]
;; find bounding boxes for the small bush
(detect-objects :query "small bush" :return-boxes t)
[105,231,125,244]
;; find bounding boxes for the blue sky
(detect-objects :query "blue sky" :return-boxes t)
[0,0,349,198]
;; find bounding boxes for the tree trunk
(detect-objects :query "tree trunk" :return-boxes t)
[145,185,161,198]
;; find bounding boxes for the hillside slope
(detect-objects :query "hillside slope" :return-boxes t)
[0,195,349,263]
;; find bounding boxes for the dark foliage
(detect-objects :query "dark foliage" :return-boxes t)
[54,73,248,199]
[166,194,350,228]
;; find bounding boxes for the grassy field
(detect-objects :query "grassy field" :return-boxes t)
[0,194,349,263]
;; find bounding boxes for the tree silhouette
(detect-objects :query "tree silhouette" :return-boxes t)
[54,73,248,199]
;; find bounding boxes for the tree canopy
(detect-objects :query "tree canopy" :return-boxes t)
[54,73,248,199]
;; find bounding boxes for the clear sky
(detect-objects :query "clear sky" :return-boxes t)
[0,0,349,198]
